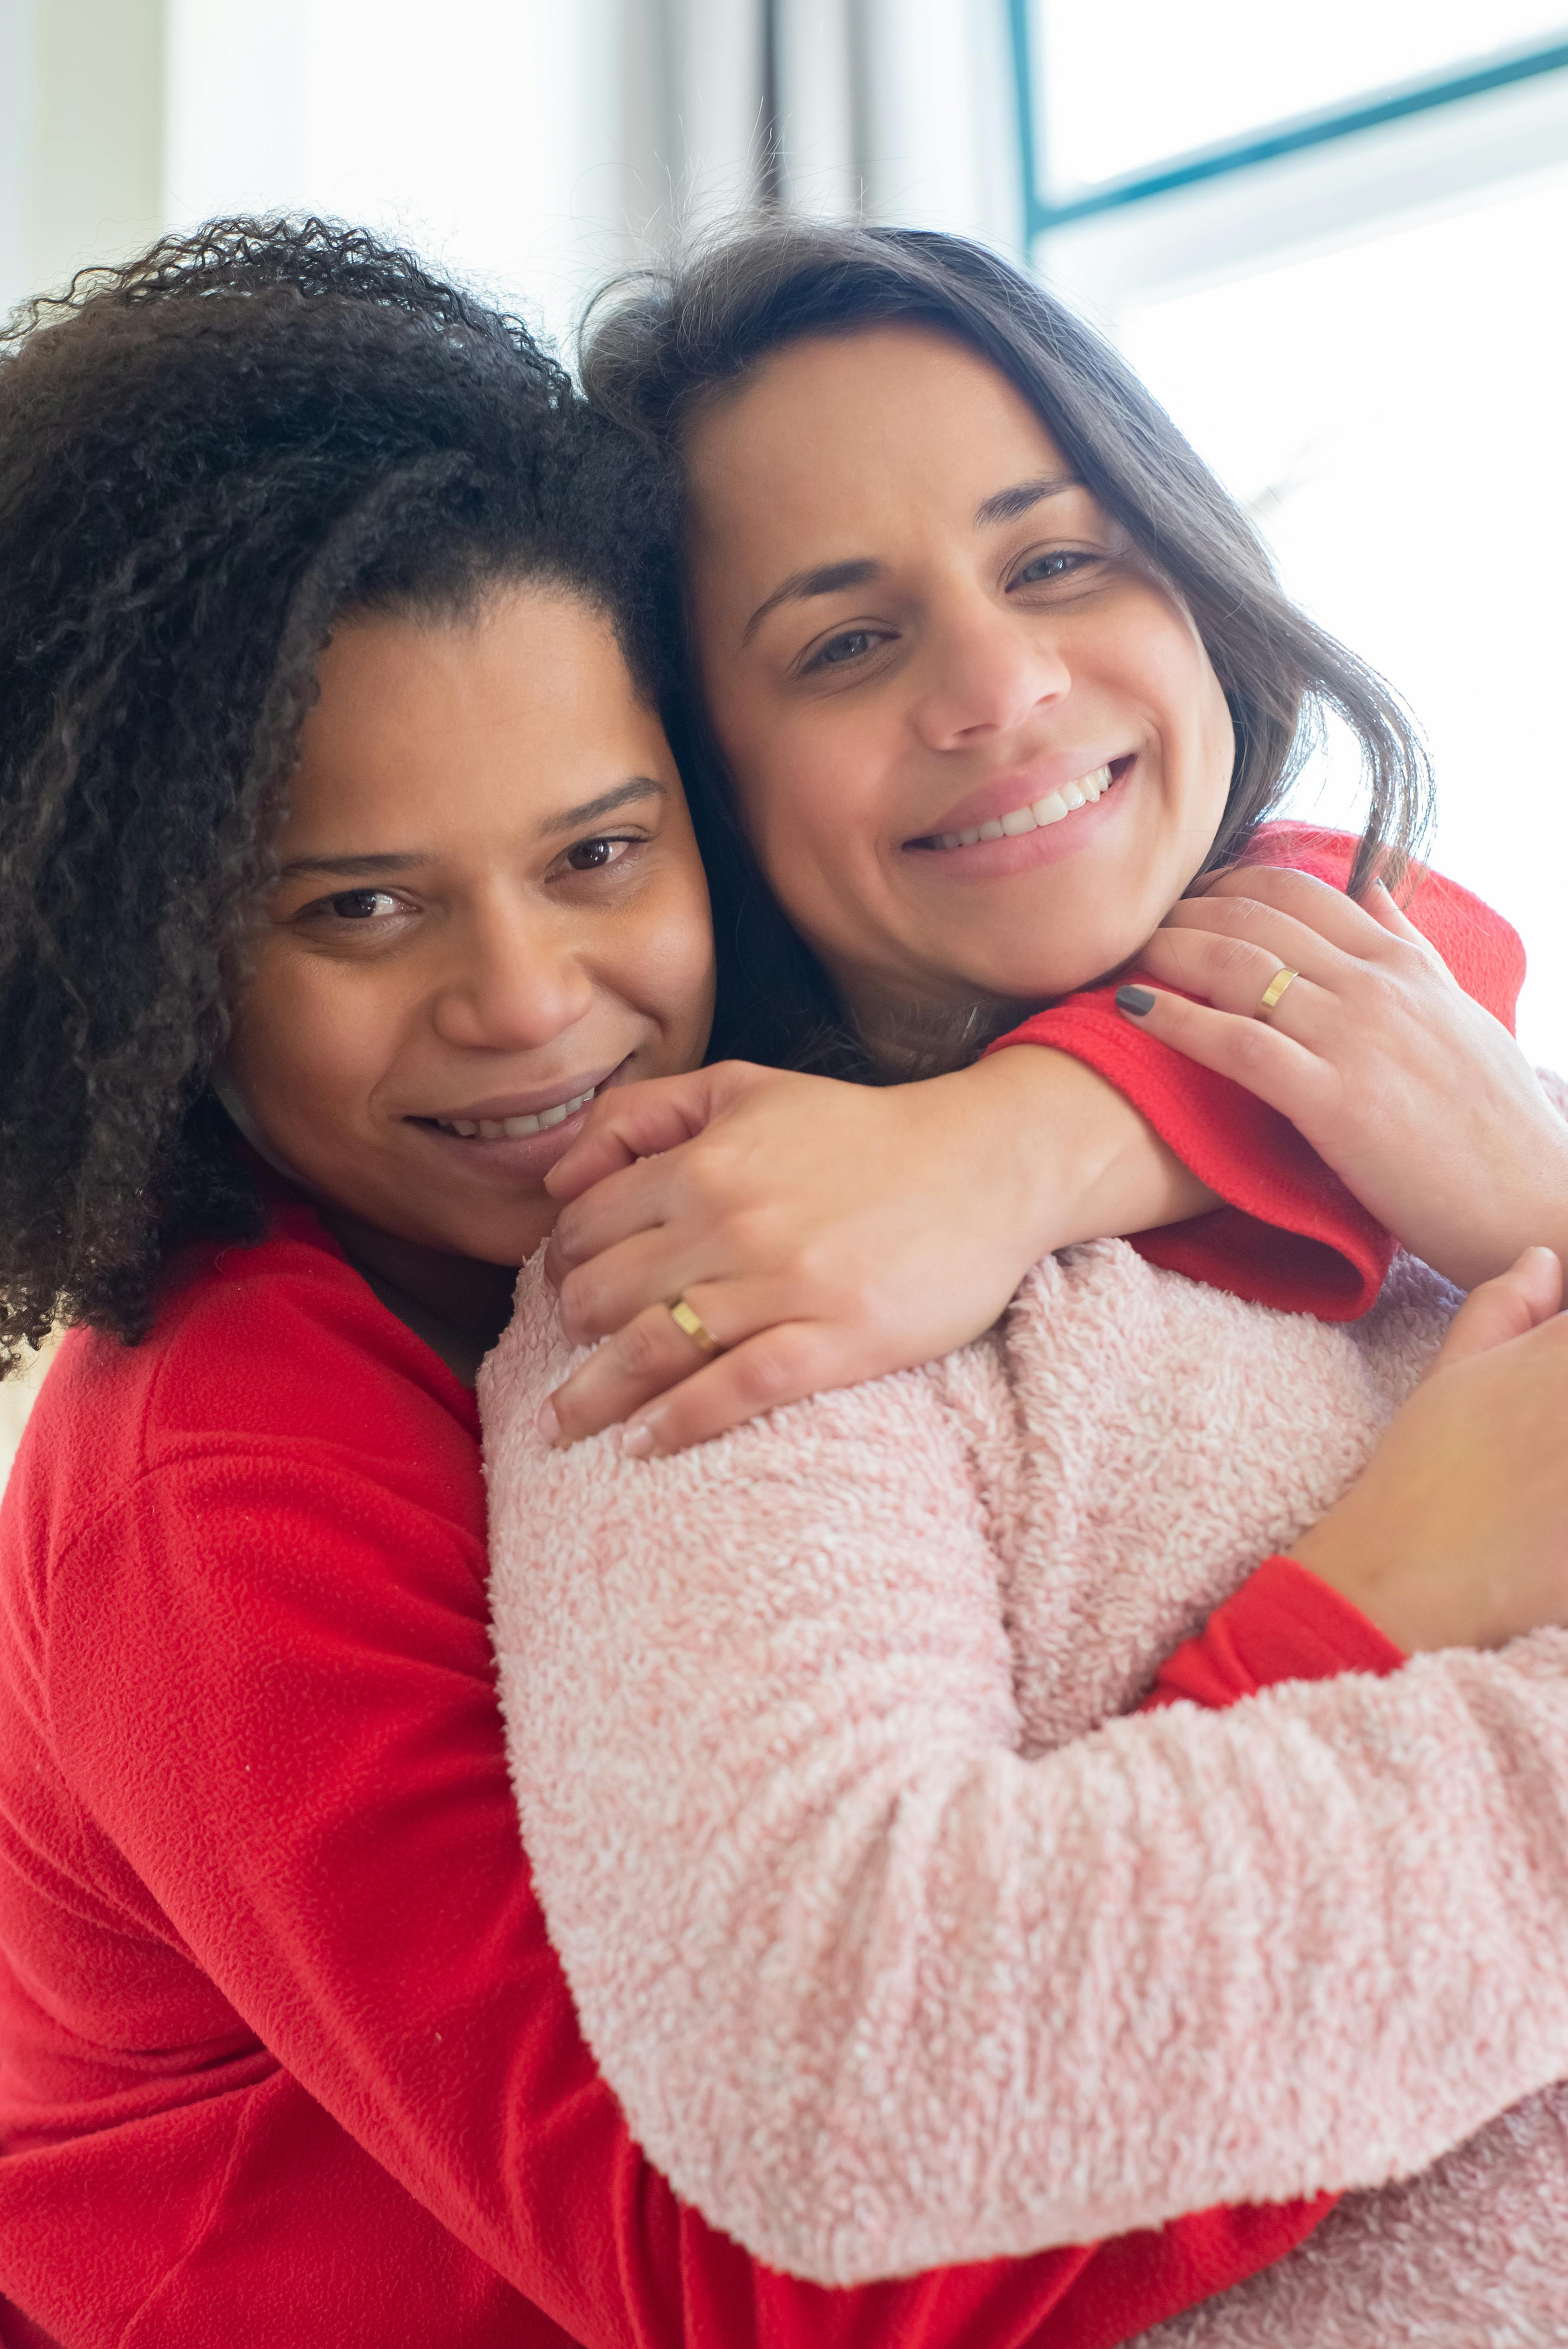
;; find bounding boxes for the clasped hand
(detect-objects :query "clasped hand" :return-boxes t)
[539,1052,1093,1455]
[538,864,1568,1456]
[1122,864,1568,1289]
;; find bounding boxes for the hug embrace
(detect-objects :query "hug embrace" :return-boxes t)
[5,213,1568,2347]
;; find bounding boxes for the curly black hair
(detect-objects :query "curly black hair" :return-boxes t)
[0,217,679,1372]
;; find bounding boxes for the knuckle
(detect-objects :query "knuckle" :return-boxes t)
[1225,1019,1277,1078]
[551,1388,604,1442]
[730,1336,802,1409]
[1212,932,1268,985]
[551,1207,587,1265]
[725,1202,783,1266]
[682,1143,745,1215]
[556,1268,596,1334]
[1386,934,1442,985]
[612,1311,677,1379]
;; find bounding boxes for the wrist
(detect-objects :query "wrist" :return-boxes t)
[954,1044,1217,1254]
[1288,1520,1482,1655]
[924,1050,1068,1269]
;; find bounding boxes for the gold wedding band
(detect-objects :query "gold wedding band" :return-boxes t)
[669,1296,722,1357]
[1254,965,1299,1021]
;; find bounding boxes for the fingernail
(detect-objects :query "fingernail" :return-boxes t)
[1116,985,1156,1016]
[535,1400,560,1445]
[621,1422,656,1459]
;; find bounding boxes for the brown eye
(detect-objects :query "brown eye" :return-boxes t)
[328,889,394,920]
[564,837,620,871]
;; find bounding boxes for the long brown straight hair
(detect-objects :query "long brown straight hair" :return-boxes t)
[582,216,1431,1069]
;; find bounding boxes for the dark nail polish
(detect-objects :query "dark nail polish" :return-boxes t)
[1116,985,1156,1016]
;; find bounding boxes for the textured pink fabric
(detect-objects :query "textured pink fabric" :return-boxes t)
[483,1170,1568,2336]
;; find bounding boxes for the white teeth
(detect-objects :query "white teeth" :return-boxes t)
[932,764,1117,850]
[434,1085,598,1139]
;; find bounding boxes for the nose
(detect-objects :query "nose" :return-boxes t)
[909,595,1071,752]
[430,903,596,1054]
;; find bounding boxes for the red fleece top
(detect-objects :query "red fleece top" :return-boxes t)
[0,831,1519,2348]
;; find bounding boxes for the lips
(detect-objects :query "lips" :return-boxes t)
[409,1060,626,1140]
[426,1085,600,1140]
[907,753,1134,849]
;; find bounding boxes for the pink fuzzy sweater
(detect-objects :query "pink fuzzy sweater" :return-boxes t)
[483,1207,1568,2342]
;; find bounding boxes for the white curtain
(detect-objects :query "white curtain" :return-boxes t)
[3,0,1023,372]
[658,0,1023,250]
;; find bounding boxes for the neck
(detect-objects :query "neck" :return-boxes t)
[321,1208,519,1388]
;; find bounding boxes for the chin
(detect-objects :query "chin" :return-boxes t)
[958,951,1130,1007]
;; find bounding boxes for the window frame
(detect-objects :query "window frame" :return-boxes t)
[1010,6,1568,236]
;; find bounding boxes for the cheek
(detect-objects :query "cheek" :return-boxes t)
[1186,659,1236,821]
[622,866,718,1046]
[229,953,396,1143]
[726,705,890,907]
[1123,601,1234,802]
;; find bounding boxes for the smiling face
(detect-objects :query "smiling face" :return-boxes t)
[225,584,715,1282]
[684,323,1236,1036]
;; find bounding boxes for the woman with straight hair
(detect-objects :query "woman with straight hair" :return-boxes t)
[483,216,1568,2343]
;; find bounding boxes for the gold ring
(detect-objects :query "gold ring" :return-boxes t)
[669,1296,722,1357]
[1254,966,1299,1021]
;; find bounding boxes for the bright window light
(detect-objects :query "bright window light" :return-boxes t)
[1118,165,1568,1061]
[1034,1,1568,199]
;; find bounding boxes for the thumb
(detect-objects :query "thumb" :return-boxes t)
[1429,1246,1562,1373]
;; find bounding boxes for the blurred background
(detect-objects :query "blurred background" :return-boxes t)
[3,0,1568,1468]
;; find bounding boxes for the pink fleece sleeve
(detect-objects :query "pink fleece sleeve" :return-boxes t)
[483,1280,1568,2290]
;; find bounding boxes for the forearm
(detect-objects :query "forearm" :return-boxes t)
[937,1042,1218,1260]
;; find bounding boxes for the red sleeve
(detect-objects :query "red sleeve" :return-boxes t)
[1146,1552,1407,1709]
[984,825,1527,1322]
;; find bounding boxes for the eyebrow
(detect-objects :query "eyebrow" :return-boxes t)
[740,558,882,647]
[973,474,1082,528]
[277,850,427,882]
[278,779,669,881]
[540,776,668,835]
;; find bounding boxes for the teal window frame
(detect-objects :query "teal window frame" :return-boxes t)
[1010,5,1568,237]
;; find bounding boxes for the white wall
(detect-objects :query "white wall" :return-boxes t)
[0,0,166,319]
[163,0,634,354]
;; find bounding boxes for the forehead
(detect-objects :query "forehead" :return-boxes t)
[685,324,1070,553]
[282,589,653,845]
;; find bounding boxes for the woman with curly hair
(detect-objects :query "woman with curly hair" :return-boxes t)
[0,212,1308,2349]
[0,214,1566,2349]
